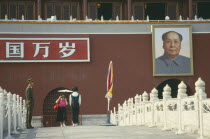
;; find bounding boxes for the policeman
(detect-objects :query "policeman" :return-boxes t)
[25,78,34,129]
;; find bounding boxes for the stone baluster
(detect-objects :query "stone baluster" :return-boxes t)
[16,95,21,128]
[165,16,170,20]
[195,78,207,99]
[127,98,132,125]
[162,84,171,131]
[123,101,127,125]
[142,91,149,102]
[113,107,116,125]
[5,14,8,20]
[198,89,207,139]
[179,15,182,21]
[178,81,188,99]
[134,94,139,125]
[149,88,159,127]
[146,15,149,22]
[163,85,172,100]
[22,15,24,20]
[110,110,113,124]
[194,77,206,129]
[131,16,134,22]
[38,15,42,21]
[101,16,104,22]
[117,103,122,125]
[22,100,26,128]
[19,97,24,129]
[117,104,120,125]
[12,94,19,135]
[0,87,4,139]
[5,92,14,139]
[194,15,198,20]
[150,88,159,102]
[116,16,119,22]
[142,91,148,125]
[139,95,143,125]
[176,81,187,134]
[131,98,134,125]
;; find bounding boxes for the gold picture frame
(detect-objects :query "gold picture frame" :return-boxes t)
[152,25,194,76]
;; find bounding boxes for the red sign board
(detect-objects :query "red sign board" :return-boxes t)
[0,38,90,62]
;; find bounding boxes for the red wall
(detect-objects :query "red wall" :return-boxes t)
[0,33,210,116]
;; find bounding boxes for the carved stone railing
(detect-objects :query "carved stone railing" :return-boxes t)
[110,78,210,138]
[0,87,26,139]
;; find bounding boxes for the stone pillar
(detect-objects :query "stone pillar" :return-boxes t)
[22,100,26,128]
[127,98,132,125]
[162,84,171,130]
[194,77,206,130]
[0,87,3,139]
[37,0,42,20]
[188,0,192,19]
[127,0,132,20]
[142,91,148,102]
[176,81,187,134]
[150,88,159,102]
[134,94,139,104]
[150,88,158,127]
[177,81,188,99]
[12,94,19,135]
[5,92,13,139]
[83,0,88,20]
[195,77,205,97]
[19,97,24,129]
[163,84,172,100]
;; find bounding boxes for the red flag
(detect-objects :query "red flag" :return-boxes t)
[105,61,113,98]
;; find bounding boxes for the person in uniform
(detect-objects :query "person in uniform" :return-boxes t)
[69,86,81,126]
[25,78,34,129]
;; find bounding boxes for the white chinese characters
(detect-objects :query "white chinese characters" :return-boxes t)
[6,42,24,58]
[59,42,76,58]
[5,42,77,59]
[33,43,50,58]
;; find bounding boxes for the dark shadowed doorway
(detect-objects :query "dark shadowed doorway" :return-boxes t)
[145,3,165,20]
[98,3,113,20]
[156,79,190,99]
[197,2,210,19]
[43,87,72,127]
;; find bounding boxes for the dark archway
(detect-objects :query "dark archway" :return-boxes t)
[43,87,72,127]
[156,79,190,99]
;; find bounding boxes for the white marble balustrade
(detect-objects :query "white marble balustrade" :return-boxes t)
[110,77,210,138]
[0,87,26,139]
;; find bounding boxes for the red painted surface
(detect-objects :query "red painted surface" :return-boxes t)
[0,33,210,116]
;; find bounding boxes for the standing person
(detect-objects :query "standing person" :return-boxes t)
[155,31,191,74]
[25,78,34,129]
[56,95,68,127]
[69,86,81,126]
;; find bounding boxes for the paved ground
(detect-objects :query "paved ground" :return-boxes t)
[5,126,198,139]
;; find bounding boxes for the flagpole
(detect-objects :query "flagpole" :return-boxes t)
[107,98,110,111]
[106,97,111,124]
[101,61,115,126]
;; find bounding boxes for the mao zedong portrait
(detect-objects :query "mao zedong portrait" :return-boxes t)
[155,31,191,74]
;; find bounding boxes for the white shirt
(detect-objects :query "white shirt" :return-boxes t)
[69,92,81,106]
